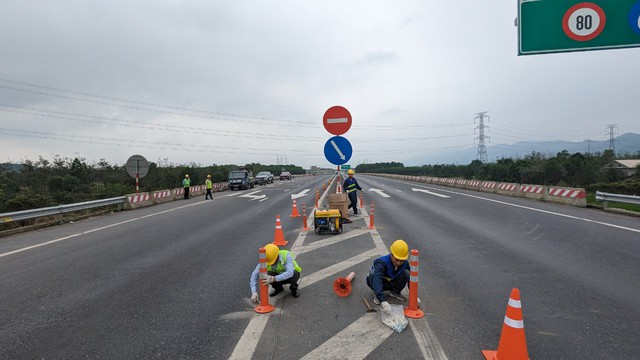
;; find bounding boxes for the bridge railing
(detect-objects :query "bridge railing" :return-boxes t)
[595,191,640,206]
[0,196,126,224]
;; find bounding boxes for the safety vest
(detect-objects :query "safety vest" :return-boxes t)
[375,254,409,281]
[344,177,359,193]
[183,178,191,188]
[267,250,302,274]
[206,179,212,189]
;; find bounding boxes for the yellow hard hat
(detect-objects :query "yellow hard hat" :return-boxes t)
[265,244,280,265]
[347,169,355,175]
[185,174,190,177]
[207,174,211,178]
[390,240,409,260]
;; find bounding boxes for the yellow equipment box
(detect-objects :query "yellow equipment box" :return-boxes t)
[314,209,343,234]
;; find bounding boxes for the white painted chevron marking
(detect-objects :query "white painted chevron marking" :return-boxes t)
[411,188,450,198]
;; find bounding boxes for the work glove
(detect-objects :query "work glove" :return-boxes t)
[381,301,391,312]
[261,275,276,286]
[251,292,259,303]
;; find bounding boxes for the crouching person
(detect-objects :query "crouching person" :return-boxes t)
[250,244,302,303]
[366,239,410,311]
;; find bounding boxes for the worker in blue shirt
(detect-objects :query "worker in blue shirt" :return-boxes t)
[366,240,412,311]
[343,169,363,215]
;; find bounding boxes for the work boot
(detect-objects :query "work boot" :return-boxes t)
[291,288,300,298]
[269,288,283,297]
[388,291,407,302]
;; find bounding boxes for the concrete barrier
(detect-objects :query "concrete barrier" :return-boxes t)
[152,189,175,204]
[496,182,519,196]
[466,180,481,190]
[190,185,205,197]
[125,193,153,209]
[518,184,545,200]
[445,178,456,187]
[479,181,498,193]
[546,186,587,207]
[455,179,468,188]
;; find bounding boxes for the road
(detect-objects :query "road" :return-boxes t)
[1,175,639,359]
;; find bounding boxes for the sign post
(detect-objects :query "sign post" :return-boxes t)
[126,155,149,193]
[518,0,640,55]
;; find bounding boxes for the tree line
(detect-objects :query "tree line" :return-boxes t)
[355,150,640,195]
[0,155,305,212]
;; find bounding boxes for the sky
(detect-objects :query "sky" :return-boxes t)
[1,1,639,169]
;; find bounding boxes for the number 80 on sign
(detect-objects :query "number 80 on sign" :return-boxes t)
[562,2,606,42]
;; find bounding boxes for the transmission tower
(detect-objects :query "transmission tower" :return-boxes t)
[474,111,490,163]
[605,124,619,153]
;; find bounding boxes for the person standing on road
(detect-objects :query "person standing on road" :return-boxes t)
[182,174,191,200]
[343,169,363,215]
[205,175,213,200]
[366,239,411,312]
[250,244,302,303]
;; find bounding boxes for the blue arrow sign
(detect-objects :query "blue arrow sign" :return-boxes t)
[324,136,352,165]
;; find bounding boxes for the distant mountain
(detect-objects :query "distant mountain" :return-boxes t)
[406,133,640,165]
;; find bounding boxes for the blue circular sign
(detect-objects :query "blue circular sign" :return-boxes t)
[323,136,353,165]
[630,1,640,35]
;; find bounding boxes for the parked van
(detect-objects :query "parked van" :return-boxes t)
[228,170,254,190]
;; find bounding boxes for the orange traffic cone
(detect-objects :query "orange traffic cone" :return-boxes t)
[272,215,288,246]
[482,288,529,360]
[290,199,301,218]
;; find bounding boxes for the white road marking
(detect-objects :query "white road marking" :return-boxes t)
[411,188,450,198]
[238,191,267,201]
[0,201,209,258]
[227,308,282,360]
[298,248,379,289]
[410,318,449,360]
[412,184,640,234]
[369,188,391,198]
[300,314,393,360]
[297,229,370,255]
[291,189,310,199]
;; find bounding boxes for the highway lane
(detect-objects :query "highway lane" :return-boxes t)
[0,176,330,359]
[357,175,640,359]
[2,173,639,359]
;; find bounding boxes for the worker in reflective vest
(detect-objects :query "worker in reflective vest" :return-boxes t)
[182,174,191,200]
[205,175,213,200]
[250,244,302,302]
[342,169,363,215]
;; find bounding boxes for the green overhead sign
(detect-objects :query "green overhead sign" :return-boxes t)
[518,0,640,55]
[340,165,351,170]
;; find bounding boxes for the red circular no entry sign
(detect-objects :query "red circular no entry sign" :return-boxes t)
[323,105,352,135]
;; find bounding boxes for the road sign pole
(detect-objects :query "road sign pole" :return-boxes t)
[135,173,139,193]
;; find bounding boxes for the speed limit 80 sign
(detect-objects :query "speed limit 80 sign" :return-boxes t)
[518,0,640,55]
[562,3,606,41]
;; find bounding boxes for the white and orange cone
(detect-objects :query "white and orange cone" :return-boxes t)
[272,215,288,246]
[482,288,529,360]
[290,199,301,218]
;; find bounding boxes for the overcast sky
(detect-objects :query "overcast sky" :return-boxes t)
[1,1,639,169]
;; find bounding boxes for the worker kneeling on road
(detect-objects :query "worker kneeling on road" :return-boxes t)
[366,239,411,311]
[250,244,302,303]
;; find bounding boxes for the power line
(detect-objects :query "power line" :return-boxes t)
[605,124,619,154]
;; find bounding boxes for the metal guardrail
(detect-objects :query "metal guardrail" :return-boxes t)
[595,191,640,205]
[0,196,126,223]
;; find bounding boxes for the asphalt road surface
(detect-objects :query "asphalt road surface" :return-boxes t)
[1,174,639,359]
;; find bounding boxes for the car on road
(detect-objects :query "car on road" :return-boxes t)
[279,171,292,180]
[256,171,274,184]
[228,169,254,190]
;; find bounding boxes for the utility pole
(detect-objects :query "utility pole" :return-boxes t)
[474,111,490,163]
[605,124,619,154]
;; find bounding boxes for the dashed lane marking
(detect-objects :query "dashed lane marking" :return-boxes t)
[300,313,393,360]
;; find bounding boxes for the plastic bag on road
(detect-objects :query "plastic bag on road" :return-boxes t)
[381,304,408,333]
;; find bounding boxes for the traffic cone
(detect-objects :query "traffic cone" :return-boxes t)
[272,215,288,246]
[333,272,355,297]
[482,288,529,360]
[290,199,301,218]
